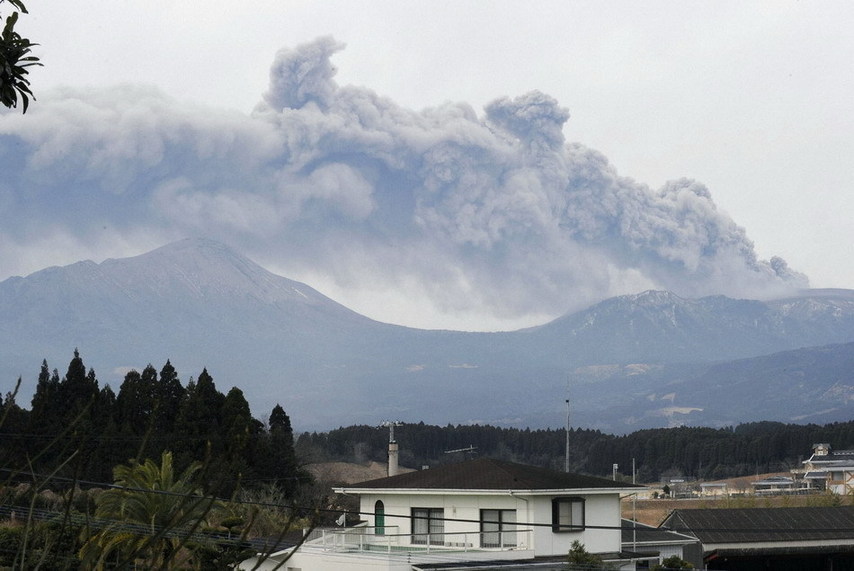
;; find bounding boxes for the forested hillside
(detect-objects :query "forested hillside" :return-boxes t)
[297,420,854,482]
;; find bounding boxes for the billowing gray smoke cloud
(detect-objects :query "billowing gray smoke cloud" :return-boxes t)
[0,37,807,328]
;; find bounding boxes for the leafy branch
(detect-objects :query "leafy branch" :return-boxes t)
[1,0,41,112]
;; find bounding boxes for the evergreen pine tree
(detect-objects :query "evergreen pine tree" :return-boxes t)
[29,359,60,436]
[59,349,99,423]
[91,384,121,481]
[139,364,159,419]
[265,404,302,496]
[153,359,185,436]
[0,382,29,465]
[173,369,225,477]
[220,387,253,493]
[116,370,145,432]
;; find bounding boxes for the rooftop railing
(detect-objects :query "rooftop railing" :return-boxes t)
[306,525,532,554]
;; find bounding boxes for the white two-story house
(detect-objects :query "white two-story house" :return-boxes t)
[803,443,854,494]
[242,458,648,570]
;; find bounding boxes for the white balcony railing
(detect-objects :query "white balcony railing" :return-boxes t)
[307,526,532,554]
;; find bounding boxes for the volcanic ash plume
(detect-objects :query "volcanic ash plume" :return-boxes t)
[0,37,807,326]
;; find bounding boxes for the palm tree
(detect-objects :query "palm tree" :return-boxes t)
[79,451,220,570]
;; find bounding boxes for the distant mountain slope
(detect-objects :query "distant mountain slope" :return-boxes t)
[571,341,854,431]
[1,239,853,431]
[525,289,854,364]
[0,238,397,367]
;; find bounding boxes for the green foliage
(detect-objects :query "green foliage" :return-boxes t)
[806,491,846,507]
[256,404,306,496]
[1,0,40,112]
[567,539,608,569]
[27,519,86,569]
[154,359,185,435]
[174,368,227,472]
[79,451,221,570]
[1,352,311,500]
[653,555,694,570]
[0,353,318,569]
[0,525,23,566]
[234,484,292,537]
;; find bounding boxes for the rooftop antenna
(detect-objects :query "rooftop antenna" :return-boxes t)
[444,445,478,459]
[380,421,403,476]
[381,420,403,443]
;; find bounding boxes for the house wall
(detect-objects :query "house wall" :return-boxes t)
[359,491,622,557]
[360,492,528,547]
[529,494,621,555]
[827,470,854,495]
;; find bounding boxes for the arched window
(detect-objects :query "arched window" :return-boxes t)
[375,500,385,535]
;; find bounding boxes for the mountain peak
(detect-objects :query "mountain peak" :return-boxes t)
[100,237,313,304]
[118,237,254,273]
[136,237,244,261]
[623,290,684,306]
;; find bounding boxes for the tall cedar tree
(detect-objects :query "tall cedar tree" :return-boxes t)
[173,369,226,480]
[60,349,99,422]
[116,370,147,434]
[154,360,185,436]
[220,386,253,493]
[265,404,302,496]
[29,359,61,434]
[0,383,29,464]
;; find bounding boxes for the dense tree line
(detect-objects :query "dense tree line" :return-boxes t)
[296,422,607,474]
[6,349,854,488]
[296,419,854,482]
[0,350,306,497]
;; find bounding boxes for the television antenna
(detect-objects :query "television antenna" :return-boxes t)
[380,420,403,443]
[444,445,478,458]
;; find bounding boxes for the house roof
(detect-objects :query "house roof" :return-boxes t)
[752,476,794,486]
[805,447,854,466]
[663,506,854,545]
[341,458,644,492]
[621,519,697,546]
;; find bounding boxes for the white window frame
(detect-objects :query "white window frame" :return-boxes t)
[480,508,517,548]
[412,507,444,545]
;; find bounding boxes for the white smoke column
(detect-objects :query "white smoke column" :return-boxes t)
[0,37,807,329]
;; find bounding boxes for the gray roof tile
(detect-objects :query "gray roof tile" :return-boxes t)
[663,506,854,544]
[348,458,644,491]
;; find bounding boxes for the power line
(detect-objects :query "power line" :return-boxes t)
[6,467,854,535]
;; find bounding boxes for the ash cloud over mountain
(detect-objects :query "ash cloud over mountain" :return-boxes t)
[0,37,806,327]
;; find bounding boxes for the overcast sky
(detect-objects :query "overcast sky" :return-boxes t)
[2,0,852,330]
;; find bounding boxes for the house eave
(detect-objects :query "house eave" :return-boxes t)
[334,486,644,496]
[702,538,854,552]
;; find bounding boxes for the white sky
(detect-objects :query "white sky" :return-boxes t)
[10,0,854,327]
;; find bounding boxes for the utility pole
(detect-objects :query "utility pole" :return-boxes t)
[565,399,570,473]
